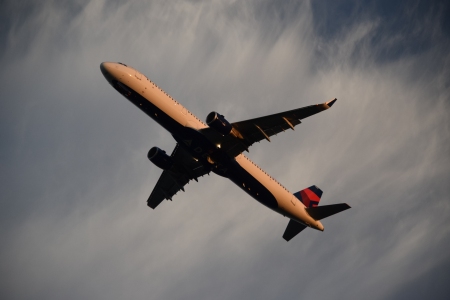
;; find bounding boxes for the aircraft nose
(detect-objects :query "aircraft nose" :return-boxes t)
[100,62,118,84]
[100,62,114,77]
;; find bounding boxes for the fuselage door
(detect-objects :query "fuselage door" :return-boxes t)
[290,195,297,206]
[135,70,142,80]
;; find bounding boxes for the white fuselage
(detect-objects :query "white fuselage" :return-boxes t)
[100,62,324,231]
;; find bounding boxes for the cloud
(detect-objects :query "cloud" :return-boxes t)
[1,0,449,299]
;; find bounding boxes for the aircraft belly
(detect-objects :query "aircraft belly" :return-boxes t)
[226,157,278,209]
[117,82,186,134]
[138,94,184,133]
[233,155,318,226]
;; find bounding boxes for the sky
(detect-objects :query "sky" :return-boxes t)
[1,0,449,299]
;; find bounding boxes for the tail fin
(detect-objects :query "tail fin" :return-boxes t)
[306,203,351,220]
[293,185,323,207]
[283,186,350,241]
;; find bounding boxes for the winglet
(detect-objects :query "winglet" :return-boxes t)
[326,98,337,108]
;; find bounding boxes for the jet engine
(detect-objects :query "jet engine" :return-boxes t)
[148,147,173,170]
[206,111,232,135]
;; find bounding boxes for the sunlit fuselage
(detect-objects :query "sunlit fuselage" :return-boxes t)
[100,62,324,231]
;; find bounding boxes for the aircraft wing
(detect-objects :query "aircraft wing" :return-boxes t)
[200,99,336,157]
[147,144,210,209]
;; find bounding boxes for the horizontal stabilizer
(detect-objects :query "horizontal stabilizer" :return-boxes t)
[305,203,351,220]
[283,220,307,241]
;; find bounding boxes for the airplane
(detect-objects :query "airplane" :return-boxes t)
[100,61,350,241]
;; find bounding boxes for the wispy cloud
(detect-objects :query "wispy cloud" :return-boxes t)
[1,1,449,299]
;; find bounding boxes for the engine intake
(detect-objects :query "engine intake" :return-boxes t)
[148,147,173,170]
[206,111,232,135]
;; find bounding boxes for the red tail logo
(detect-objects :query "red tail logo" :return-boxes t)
[293,185,323,207]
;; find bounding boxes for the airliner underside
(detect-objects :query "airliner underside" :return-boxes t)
[100,62,350,241]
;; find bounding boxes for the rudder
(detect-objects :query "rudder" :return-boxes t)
[293,185,323,207]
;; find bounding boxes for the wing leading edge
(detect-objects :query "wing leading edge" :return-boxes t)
[147,144,210,209]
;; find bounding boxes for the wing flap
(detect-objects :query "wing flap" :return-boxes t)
[200,99,336,157]
[233,99,336,145]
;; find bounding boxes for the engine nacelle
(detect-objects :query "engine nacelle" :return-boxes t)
[148,147,173,170]
[206,111,232,135]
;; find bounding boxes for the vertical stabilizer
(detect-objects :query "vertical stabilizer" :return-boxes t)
[293,185,323,207]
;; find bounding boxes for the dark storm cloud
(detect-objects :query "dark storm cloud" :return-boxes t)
[1,1,449,299]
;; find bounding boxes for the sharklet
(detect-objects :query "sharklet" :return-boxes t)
[326,98,337,108]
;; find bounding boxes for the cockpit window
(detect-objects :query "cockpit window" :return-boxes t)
[118,62,127,66]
